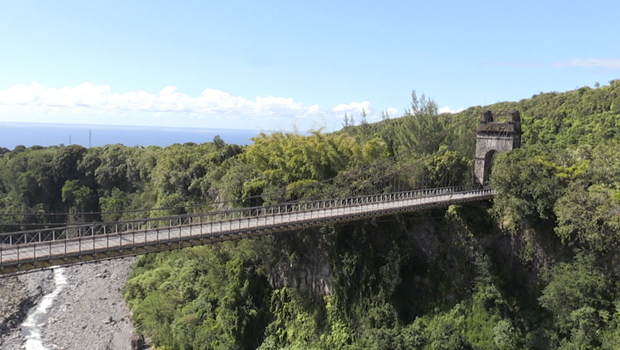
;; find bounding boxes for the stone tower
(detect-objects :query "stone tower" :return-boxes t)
[473,110,521,187]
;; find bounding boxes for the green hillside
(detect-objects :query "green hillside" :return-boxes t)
[1,80,620,349]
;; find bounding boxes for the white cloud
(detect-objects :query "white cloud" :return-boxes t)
[332,101,381,121]
[439,106,465,114]
[0,82,396,131]
[385,107,399,117]
[332,101,371,114]
[553,58,620,70]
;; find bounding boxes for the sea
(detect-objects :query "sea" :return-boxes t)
[0,122,264,149]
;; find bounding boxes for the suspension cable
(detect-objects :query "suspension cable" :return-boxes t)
[0,113,479,219]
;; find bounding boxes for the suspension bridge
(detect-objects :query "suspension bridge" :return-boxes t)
[0,110,521,275]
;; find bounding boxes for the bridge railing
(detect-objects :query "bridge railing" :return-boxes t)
[0,186,491,248]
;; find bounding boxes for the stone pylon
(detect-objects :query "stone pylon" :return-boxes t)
[473,110,521,187]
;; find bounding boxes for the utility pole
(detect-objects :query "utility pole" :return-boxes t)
[69,135,71,145]
[89,129,92,148]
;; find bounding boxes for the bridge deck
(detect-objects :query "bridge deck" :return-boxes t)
[0,188,493,275]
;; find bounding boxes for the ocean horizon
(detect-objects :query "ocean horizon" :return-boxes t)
[0,122,266,149]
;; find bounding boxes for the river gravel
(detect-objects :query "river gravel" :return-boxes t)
[1,257,139,350]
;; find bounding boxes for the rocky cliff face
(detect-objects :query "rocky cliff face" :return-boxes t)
[266,216,444,298]
[268,229,333,295]
[269,259,333,296]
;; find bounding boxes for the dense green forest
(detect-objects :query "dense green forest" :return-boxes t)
[1,81,620,349]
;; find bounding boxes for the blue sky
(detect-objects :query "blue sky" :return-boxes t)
[1,0,619,132]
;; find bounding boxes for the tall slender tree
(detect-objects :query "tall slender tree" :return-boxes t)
[397,91,443,155]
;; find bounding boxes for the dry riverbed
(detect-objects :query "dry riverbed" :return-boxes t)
[0,257,139,350]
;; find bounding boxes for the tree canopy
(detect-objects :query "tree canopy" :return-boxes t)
[3,81,620,349]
